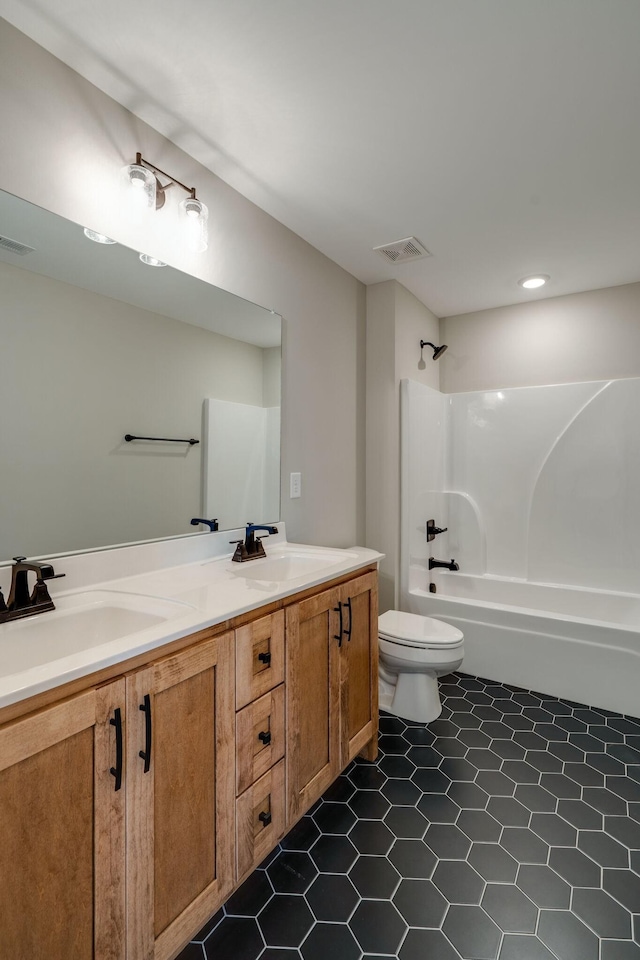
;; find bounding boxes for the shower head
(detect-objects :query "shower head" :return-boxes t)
[420,340,448,360]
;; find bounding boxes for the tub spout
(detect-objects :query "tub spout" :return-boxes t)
[429,558,459,571]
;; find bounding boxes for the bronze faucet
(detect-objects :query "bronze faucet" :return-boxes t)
[0,557,65,623]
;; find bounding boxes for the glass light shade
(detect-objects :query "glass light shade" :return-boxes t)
[83,227,116,244]
[179,197,209,252]
[123,162,156,210]
[139,253,167,267]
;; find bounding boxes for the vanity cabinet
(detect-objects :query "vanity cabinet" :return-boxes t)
[125,630,235,960]
[0,680,126,960]
[286,570,378,821]
[0,565,378,960]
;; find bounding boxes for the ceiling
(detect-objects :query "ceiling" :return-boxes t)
[3,0,640,317]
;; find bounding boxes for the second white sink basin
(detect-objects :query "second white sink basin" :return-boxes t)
[0,591,194,675]
[232,548,358,582]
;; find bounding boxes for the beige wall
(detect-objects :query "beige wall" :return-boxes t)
[366,280,440,610]
[0,20,365,548]
[441,281,640,393]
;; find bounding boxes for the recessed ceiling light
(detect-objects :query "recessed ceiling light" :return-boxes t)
[84,227,116,244]
[139,253,166,267]
[518,274,549,289]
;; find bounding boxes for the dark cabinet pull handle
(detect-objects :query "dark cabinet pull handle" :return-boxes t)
[344,597,353,643]
[258,810,272,827]
[333,601,343,646]
[258,652,271,665]
[139,694,152,773]
[258,730,272,746]
[109,707,123,791]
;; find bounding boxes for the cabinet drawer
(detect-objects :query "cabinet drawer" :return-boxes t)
[236,759,285,880]
[236,685,285,796]
[235,610,285,709]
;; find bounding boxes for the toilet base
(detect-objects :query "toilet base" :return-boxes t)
[379,669,443,724]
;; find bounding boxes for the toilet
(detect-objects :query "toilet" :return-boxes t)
[378,610,464,723]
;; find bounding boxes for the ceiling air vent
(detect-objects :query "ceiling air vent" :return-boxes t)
[373,236,431,264]
[0,234,35,256]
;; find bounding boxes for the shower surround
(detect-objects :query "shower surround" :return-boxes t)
[400,378,640,717]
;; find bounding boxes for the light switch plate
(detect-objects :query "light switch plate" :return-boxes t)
[290,472,301,498]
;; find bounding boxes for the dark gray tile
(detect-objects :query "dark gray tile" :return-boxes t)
[349,900,407,954]
[179,945,206,960]
[443,904,502,960]
[411,768,452,793]
[607,777,640,802]
[258,896,314,948]
[548,741,584,763]
[300,923,361,960]
[393,878,448,926]
[514,784,557,812]
[487,796,530,826]
[605,816,640,849]
[516,864,571,908]
[530,812,577,846]
[466,748,502,769]
[432,859,484,904]
[384,806,428,839]
[225,871,273,916]
[203,918,264,960]
[603,868,640,912]
[468,842,518,882]
[586,752,626,775]
[309,835,358,873]
[500,827,549,863]
[457,809,502,842]
[557,798,604,829]
[501,760,540,784]
[379,754,416,779]
[582,787,627,815]
[349,819,395,855]
[432,736,469,758]
[406,745,442,768]
[563,762,604,787]
[417,792,461,823]
[539,773,581,799]
[399,928,463,960]
[440,757,479,781]
[313,803,357,838]
[476,770,517,796]
[548,847,601,887]
[388,838,437,878]
[600,941,640,960]
[348,765,386,790]
[348,789,391,819]
[424,823,472,859]
[492,740,527,760]
[379,734,410,755]
[447,781,490,809]
[305,874,359,922]
[348,855,400,898]
[498,935,558,959]
[402,725,436,745]
[459,728,492,748]
[481,883,537,933]
[525,749,563,773]
[572,887,632,938]
[380,714,408,735]
[322,776,356,803]
[578,829,630,867]
[381,778,421,806]
[537,909,599,960]
[280,817,321,851]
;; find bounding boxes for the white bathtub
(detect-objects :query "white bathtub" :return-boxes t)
[403,566,640,718]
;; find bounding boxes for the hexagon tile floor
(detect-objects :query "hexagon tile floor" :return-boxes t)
[178,672,640,960]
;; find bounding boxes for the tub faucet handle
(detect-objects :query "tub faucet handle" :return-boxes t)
[427,519,448,542]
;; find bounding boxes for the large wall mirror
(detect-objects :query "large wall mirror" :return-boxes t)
[0,189,281,563]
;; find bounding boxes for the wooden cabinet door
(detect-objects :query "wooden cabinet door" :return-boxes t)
[126,631,235,960]
[0,680,126,960]
[339,571,379,765]
[286,585,341,822]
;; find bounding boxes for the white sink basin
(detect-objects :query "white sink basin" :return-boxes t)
[232,548,358,582]
[0,591,194,675]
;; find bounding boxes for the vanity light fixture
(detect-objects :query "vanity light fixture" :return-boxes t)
[123,153,209,252]
[139,253,167,267]
[518,274,549,289]
[83,228,116,244]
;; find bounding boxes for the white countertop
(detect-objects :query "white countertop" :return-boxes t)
[0,532,382,710]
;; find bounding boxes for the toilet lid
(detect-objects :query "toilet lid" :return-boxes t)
[378,610,463,648]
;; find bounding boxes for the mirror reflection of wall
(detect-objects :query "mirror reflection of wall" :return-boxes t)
[0,190,281,562]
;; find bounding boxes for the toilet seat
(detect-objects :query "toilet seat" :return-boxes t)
[378,610,463,650]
